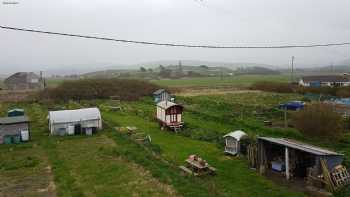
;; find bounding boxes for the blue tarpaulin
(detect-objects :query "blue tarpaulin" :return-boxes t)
[279,101,305,111]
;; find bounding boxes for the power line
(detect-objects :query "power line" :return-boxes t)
[1,25,350,49]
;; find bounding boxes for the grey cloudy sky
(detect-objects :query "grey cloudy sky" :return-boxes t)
[1,0,350,74]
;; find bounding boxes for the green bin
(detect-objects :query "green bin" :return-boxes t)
[13,135,21,144]
[4,136,12,144]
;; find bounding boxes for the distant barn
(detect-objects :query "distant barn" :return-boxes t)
[4,72,42,91]
[156,101,183,131]
[48,108,102,136]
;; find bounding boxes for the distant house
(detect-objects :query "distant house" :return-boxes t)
[0,116,30,144]
[156,101,183,131]
[153,89,170,103]
[299,75,350,87]
[4,72,42,90]
[48,108,102,136]
[223,130,248,155]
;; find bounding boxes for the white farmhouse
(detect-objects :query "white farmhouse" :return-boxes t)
[48,108,102,136]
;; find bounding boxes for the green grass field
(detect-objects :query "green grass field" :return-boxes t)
[151,75,291,88]
[1,91,350,196]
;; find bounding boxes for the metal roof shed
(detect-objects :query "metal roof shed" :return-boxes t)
[48,108,102,135]
[257,137,343,180]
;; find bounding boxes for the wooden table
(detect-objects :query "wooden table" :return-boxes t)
[184,159,216,176]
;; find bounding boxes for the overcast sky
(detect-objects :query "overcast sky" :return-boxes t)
[1,0,350,74]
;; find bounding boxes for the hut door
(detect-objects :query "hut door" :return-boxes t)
[169,107,178,123]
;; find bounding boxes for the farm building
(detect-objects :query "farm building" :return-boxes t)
[299,75,350,87]
[0,116,30,144]
[153,89,170,103]
[4,72,43,91]
[223,130,248,155]
[156,101,184,130]
[48,108,102,136]
[257,137,343,181]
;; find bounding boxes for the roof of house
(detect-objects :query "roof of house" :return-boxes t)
[258,137,342,156]
[153,89,167,95]
[8,108,25,113]
[223,130,248,141]
[0,116,29,124]
[156,101,182,110]
[49,108,101,124]
[301,75,350,83]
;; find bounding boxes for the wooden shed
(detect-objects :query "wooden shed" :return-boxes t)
[156,101,183,130]
[153,89,170,103]
[223,130,248,155]
[257,137,343,180]
[0,116,30,144]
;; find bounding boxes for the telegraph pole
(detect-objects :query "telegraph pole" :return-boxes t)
[290,56,295,83]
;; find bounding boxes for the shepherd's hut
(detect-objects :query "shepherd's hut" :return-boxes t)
[156,101,183,130]
[48,108,102,136]
[223,130,248,155]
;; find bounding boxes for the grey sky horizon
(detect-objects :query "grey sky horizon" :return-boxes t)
[1,0,350,74]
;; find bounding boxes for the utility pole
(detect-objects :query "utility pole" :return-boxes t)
[290,56,295,83]
[284,107,288,129]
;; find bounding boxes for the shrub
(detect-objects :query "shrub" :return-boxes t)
[250,81,294,93]
[292,103,344,139]
[37,79,160,102]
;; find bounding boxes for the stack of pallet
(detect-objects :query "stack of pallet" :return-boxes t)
[320,159,350,192]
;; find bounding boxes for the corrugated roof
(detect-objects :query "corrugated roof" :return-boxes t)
[49,108,101,124]
[258,137,342,156]
[153,89,166,95]
[301,75,350,83]
[0,116,29,124]
[156,101,182,110]
[223,130,248,141]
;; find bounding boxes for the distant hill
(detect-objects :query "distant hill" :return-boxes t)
[236,66,280,75]
[133,60,276,70]
[278,65,350,76]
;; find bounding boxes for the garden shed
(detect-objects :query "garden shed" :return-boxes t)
[156,101,183,130]
[48,108,102,136]
[257,137,343,181]
[153,89,170,103]
[7,108,25,117]
[223,130,248,155]
[0,116,30,144]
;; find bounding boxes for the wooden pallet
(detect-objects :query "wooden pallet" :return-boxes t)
[331,165,350,188]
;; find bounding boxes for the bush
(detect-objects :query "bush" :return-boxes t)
[250,81,294,93]
[38,79,160,102]
[292,103,344,139]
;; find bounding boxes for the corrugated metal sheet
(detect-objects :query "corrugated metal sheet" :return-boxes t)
[49,108,101,124]
[0,116,29,124]
[258,137,342,156]
[157,101,182,110]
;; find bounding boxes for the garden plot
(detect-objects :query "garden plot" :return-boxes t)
[51,134,179,197]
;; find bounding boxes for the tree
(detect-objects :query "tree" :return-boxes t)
[140,67,147,72]
[292,103,344,139]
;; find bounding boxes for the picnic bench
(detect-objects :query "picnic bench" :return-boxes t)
[179,155,216,176]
